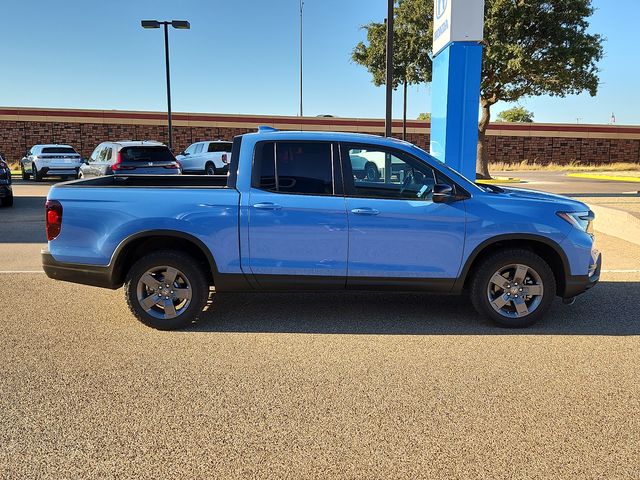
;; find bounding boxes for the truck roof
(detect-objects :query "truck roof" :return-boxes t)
[245,129,413,147]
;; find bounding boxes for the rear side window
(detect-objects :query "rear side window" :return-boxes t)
[120,146,175,163]
[208,142,232,153]
[254,142,333,195]
[42,147,77,154]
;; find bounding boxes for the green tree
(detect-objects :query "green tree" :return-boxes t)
[497,106,534,123]
[352,0,433,139]
[417,112,431,121]
[352,0,604,179]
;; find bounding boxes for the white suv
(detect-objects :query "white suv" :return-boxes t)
[176,140,232,175]
[21,144,82,181]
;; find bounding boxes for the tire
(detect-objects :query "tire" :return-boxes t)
[364,162,380,181]
[32,164,41,182]
[470,248,556,328]
[205,162,216,176]
[124,250,209,330]
[0,195,13,207]
[21,165,29,180]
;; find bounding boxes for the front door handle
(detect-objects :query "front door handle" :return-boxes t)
[253,202,282,211]
[351,207,380,216]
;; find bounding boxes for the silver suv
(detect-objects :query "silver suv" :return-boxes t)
[21,144,82,181]
[79,141,181,178]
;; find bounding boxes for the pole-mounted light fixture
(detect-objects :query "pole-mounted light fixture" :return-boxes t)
[141,20,191,151]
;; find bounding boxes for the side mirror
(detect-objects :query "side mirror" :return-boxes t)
[83,158,89,164]
[432,184,455,203]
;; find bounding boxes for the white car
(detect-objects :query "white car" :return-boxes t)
[20,144,82,181]
[176,140,232,175]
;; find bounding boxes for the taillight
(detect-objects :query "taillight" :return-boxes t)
[221,153,228,164]
[163,163,180,169]
[45,200,63,241]
[112,151,133,171]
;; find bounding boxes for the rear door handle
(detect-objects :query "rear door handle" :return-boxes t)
[253,202,282,211]
[351,208,380,216]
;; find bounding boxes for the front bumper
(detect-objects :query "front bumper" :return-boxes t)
[42,251,119,289]
[563,249,601,298]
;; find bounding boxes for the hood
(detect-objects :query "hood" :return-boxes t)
[490,186,590,212]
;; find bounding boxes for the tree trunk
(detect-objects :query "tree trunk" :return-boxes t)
[476,100,492,180]
[402,80,408,141]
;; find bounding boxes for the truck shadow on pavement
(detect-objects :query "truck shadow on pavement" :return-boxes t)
[0,196,47,243]
[192,281,639,336]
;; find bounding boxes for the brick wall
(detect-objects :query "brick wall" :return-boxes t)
[1,107,639,166]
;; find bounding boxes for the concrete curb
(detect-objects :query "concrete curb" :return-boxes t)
[476,177,522,184]
[568,173,640,183]
[590,204,640,246]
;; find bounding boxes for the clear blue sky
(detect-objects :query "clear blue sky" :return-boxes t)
[0,0,637,125]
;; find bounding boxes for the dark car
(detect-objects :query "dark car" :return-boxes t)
[79,141,181,178]
[0,153,13,207]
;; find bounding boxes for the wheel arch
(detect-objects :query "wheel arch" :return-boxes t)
[456,234,570,297]
[110,230,218,287]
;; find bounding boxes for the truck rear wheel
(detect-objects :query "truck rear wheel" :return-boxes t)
[124,250,209,330]
[205,162,216,176]
[470,249,556,328]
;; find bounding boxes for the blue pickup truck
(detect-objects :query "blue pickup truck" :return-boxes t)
[43,128,600,330]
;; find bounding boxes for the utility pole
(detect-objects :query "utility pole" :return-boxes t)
[299,0,304,117]
[384,0,394,137]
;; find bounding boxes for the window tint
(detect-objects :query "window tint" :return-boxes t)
[42,147,77,154]
[208,142,232,153]
[98,147,108,161]
[345,146,439,201]
[120,146,175,163]
[255,142,333,195]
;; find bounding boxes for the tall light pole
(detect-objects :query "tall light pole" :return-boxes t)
[385,0,394,137]
[299,0,304,117]
[141,19,190,151]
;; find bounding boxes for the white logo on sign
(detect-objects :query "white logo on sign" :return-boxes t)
[435,0,447,20]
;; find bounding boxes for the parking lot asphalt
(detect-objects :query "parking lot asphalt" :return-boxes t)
[1,178,639,479]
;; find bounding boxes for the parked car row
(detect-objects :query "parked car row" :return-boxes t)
[11,139,232,183]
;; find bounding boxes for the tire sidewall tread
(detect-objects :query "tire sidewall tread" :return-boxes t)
[124,250,209,330]
[470,248,556,328]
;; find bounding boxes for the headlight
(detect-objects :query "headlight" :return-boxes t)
[557,210,595,235]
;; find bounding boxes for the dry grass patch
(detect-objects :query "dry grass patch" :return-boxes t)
[490,161,640,172]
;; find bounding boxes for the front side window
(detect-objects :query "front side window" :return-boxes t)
[254,142,333,195]
[194,143,204,154]
[344,145,448,201]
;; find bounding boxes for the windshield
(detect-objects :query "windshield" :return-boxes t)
[42,147,77,154]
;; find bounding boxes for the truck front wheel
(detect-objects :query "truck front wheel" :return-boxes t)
[470,249,556,328]
[124,250,209,330]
